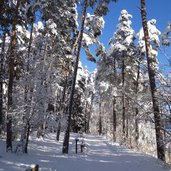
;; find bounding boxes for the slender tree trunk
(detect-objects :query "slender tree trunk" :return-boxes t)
[112,57,117,141]
[135,108,139,143]
[21,119,30,153]
[56,122,61,141]
[86,93,94,133]
[62,75,67,102]
[135,62,140,145]
[112,96,116,141]
[56,75,68,141]
[0,32,6,131]
[6,0,20,152]
[126,99,129,139]
[140,0,165,161]
[62,0,88,154]
[21,14,34,153]
[122,54,126,140]
[27,19,34,64]
[0,0,5,16]
[84,101,88,133]
[24,121,30,153]
[98,101,102,135]
[56,117,61,141]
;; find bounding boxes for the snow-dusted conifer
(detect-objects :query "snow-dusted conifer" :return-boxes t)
[161,21,171,46]
[107,9,136,142]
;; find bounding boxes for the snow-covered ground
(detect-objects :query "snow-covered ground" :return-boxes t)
[0,133,170,171]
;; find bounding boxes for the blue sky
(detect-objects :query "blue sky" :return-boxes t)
[80,0,171,72]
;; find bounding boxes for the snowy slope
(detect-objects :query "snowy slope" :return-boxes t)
[0,133,170,171]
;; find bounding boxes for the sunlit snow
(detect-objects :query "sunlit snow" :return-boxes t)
[0,133,170,171]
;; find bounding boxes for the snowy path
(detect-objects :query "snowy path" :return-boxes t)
[82,135,170,171]
[0,133,170,171]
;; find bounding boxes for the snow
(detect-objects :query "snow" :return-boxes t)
[83,13,105,48]
[85,13,105,30]
[34,21,44,32]
[46,19,58,35]
[161,22,171,45]
[99,81,109,92]
[0,133,170,171]
[137,19,161,54]
[16,25,24,34]
[76,61,90,85]
[119,9,132,22]
[107,9,135,57]
[83,33,93,46]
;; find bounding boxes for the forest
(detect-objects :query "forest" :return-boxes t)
[0,0,171,169]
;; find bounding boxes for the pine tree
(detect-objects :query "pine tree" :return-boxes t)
[62,0,88,154]
[107,9,136,142]
[140,0,165,161]
[6,0,21,152]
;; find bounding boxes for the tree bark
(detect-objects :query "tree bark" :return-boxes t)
[24,121,30,153]
[6,0,20,152]
[98,101,102,135]
[56,122,61,141]
[21,15,34,153]
[135,62,140,145]
[126,99,129,139]
[122,54,126,140]
[140,0,165,161]
[84,101,88,133]
[112,56,117,141]
[0,32,6,130]
[0,0,5,17]
[56,75,68,141]
[112,96,116,141]
[86,93,94,133]
[62,0,88,154]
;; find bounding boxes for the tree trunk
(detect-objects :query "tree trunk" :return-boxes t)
[21,119,30,153]
[0,32,6,131]
[6,0,20,152]
[86,93,94,133]
[135,108,139,144]
[62,0,88,154]
[0,0,5,16]
[98,101,102,135]
[22,18,34,153]
[126,99,129,139]
[21,47,35,152]
[56,75,68,141]
[122,54,126,140]
[112,96,116,142]
[24,121,30,153]
[27,18,34,65]
[84,101,88,133]
[112,56,117,142]
[140,0,165,161]
[56,122,61,141]
[135,62,140,145]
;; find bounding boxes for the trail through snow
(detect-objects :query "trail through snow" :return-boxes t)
[0,133,170,171]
